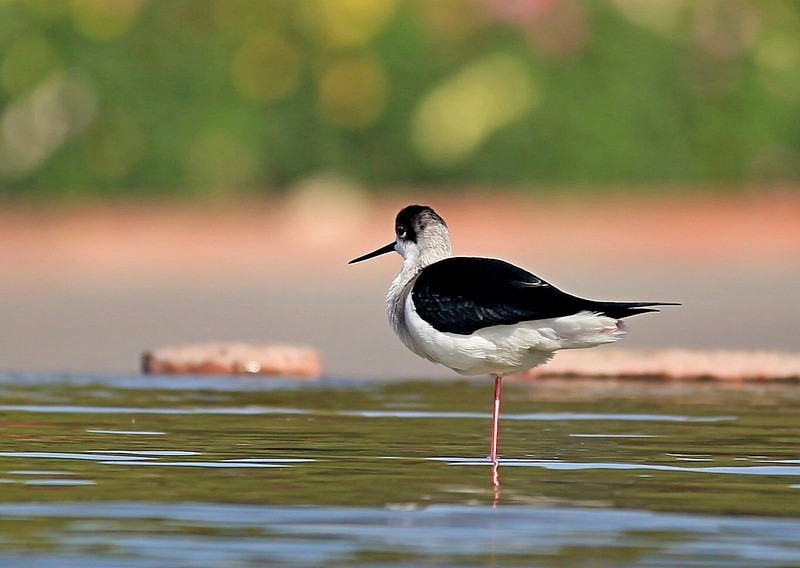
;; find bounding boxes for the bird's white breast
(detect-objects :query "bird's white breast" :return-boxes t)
[400,294,626,376]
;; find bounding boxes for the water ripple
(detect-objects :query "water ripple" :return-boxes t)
[0,403,737,424]
[87,430,166,435]
[344,410,735,422]
[0,450,313,469]
[0,452,155,462]
[100,461,286,468]
[0,503,798,567]
[0,405,308,415]
[433,457,800,476]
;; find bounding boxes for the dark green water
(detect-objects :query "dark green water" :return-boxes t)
[1,373,800,566]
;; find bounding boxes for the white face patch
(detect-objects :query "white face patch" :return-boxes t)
[396,238,420,263]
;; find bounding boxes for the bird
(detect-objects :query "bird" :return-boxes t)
[349,204,677,463]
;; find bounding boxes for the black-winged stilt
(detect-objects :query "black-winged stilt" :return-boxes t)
[349,204,677,463]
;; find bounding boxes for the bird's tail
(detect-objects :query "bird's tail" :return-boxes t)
[593,301,680,319]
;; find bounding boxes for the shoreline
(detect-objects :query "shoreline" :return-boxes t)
[1,191,798,378]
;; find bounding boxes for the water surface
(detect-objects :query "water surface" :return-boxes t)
[1,373,799,566]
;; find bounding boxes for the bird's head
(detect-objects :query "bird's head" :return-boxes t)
[349,205,453,268]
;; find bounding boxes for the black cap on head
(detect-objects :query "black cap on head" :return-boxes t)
[394,205,445,243]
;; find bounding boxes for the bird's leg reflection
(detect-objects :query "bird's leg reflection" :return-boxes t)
[491,460,501,506]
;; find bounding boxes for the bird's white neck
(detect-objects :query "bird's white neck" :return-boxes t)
[386,227,453,344]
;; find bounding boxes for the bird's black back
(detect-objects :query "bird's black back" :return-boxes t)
[412,257,671,335]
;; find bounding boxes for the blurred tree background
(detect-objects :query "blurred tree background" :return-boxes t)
[1,0,800,201]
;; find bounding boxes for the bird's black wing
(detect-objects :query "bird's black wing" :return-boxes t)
[411,257,672,335]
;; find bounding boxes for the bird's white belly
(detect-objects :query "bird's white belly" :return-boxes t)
[400,296,626,376]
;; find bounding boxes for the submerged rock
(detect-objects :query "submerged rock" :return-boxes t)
[142,343,321,378]
[521,349,800,381]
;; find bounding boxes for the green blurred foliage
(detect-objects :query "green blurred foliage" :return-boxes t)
[1,0,799,199]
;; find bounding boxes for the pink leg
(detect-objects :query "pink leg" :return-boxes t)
[489,375,502,463]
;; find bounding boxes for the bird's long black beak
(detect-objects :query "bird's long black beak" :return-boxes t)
[348,242,396,264]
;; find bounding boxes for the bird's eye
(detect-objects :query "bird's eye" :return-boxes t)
[396,225,406,238]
